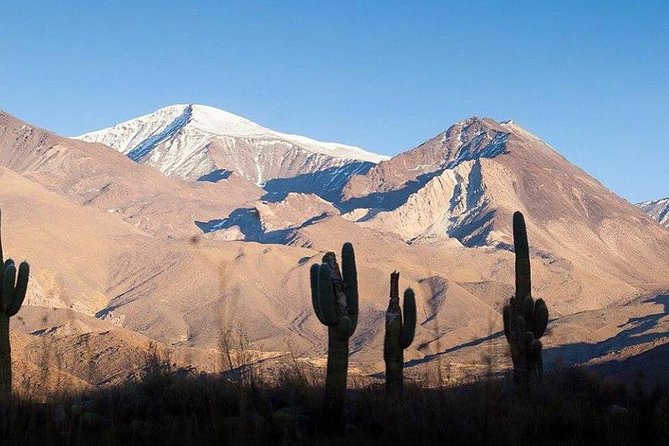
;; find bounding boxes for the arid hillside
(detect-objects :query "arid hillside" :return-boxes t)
[1,108,668,390]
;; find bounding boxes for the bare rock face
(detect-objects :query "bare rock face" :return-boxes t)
[341,116,659,245]
[637,197,669,228]
[343,117,508,201]
[339,117,516,246]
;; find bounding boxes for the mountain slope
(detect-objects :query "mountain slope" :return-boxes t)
[335,117,669,308]
[77,104,386,190]
[187,116,669,315]
[2,108,669,389]
[637,197,669,228]
[0,142,500,373]
[0,110,263,237]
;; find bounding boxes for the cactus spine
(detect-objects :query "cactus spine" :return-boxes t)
[384,272,416,396]
[0,210,30,397]
[503,212,548,389]
[310,242,358,423]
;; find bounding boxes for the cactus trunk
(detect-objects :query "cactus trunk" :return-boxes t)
[0,210,30,398]
[384,272,404,395]
[0,313,10,396]
[507,305,529,386]
[503,212,549,391]
[310,243,359,427]
[324,325,349,416]
[384,272,416,397]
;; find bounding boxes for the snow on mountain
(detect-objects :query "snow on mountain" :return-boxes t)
[76,104,387,188]
[637,197,669,228]
[0,109,263,239]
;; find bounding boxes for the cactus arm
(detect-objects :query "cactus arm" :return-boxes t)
[341,242,358,324]
[310,264,321,309]
[1,262,16,312]
[389,271,399,302]
[8,262,29,317]
[506,211,548,388]
[0,259,14,286]
[399,288,416,349]
[310,264,327,324]
[316,264,338,326]
[513,211,531,300]
[532,299,549,339]
[384,272,417,396]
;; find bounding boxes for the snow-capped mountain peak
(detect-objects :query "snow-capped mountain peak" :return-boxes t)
[76,104,387,185]
[637,197,669,228]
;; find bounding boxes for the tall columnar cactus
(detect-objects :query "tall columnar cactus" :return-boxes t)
[310,242,358,423]
[384,271,416,396]
[503,212,549,388]
[0,210,30,397]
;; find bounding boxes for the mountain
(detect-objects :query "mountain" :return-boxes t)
[637,197,669,228]
[2,108,669,391]
[77,104,387,201]
[334,117,669,311]
[0,110,263,238]
[209,116,669,312]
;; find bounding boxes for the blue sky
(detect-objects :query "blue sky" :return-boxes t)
[1,1,667,203]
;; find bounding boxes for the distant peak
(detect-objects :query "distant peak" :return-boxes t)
[638,196,669,206]
[145,104,256,128]
[410,116,512,170]
[76,103,387,167]
[450,116,510,133]
[457,115,487,125]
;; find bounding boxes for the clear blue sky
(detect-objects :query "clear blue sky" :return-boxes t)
[1,1,667,203]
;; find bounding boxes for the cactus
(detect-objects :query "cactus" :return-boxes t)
[503,211,548,389]
[0,210,30,397]
[310,242,358,423]
[384,271,416,396]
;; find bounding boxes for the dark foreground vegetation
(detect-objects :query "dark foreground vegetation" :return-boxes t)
[1,364,668,445]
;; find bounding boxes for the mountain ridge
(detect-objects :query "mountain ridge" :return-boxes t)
[637,197,669,228]
[77,104,387,186]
